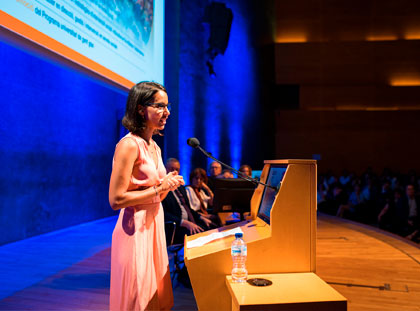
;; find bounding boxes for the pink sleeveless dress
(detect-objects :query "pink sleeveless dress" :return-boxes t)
[110,133,173,311]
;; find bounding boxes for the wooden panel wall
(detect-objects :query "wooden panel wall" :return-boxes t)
[275,41,420,110]
[275,110,420,174]
[274,0,420,110]
[271,1,420,173]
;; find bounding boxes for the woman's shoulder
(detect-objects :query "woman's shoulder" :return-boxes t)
[124,133,159,150]
[115,137,139,155]
[113,136,139,163]
[121,133,156,151]
[118,134,139,149]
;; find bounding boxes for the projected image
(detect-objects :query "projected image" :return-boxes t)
[101,0,154,44]
[258,165,288,224]
[0,0,164,87]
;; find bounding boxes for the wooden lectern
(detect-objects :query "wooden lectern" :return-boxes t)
[184,160,347,311]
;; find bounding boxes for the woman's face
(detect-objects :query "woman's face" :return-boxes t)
[141,90,170,131]
[240,167,251,177]
[192,175,204,188]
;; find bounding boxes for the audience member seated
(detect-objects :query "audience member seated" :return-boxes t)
[162,159,213,244]
[336,183,365,219]
[186,168,221,227]
[377,188,403,234]
[378,180,393,207]
[325,170,338,187]
[239,164,252,178]
[317,182,328,206]
[338,169,352,191]
[208,161,222,178]
[397,184,419,238]
[318,182,348,216]
[207,161,222,191]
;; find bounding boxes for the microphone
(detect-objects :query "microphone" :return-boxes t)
[187,137,200,148]
[187,137,277,191]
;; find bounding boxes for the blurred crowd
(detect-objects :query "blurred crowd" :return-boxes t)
[318,168,420,243]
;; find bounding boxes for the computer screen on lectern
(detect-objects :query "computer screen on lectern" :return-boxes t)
[257,165,288,224]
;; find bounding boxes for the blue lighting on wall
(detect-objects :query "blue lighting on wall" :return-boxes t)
[169,0,259,184]
[176,1,257,180]
[0,40,124,245]
[178,73,195,184]
[222,3,256,171]
[204,1,256,172]
[204,86,221,167]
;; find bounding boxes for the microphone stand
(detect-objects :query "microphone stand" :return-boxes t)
[195,145,278,191]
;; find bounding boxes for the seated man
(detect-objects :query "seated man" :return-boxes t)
[207,161,222,192]
[208,161,222,178]
[162,158,212,244]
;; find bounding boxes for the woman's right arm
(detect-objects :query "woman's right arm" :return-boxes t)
[109,139,152,210]
[109,139,181,210]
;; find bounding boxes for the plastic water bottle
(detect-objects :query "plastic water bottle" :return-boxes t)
[231,232,247,283]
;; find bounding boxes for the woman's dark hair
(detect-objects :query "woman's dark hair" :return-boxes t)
[122,81,167,136]
[190,168,208,185]
[239,164,252,175]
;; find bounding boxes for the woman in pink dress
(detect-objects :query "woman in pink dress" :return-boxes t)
[109,82,184,311]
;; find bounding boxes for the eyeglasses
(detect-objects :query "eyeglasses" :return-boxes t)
[144,102,171,112]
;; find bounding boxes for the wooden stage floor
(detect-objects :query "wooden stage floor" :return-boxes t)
[0,214,418,311]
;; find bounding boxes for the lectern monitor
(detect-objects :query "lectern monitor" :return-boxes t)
[257,165,288,224]
[212,178,256,214]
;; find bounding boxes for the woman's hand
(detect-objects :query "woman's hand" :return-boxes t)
[201,181,211,193]
[159,171,185,192]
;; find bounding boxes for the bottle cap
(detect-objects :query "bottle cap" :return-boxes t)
[235,232,243,238]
